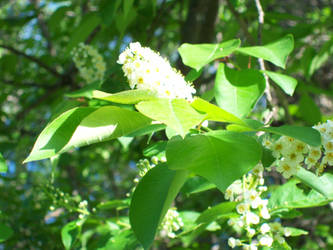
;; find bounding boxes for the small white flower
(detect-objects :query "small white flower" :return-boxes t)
[236,203,249,214]
[260,223,271,234]
[276,159,299,178]
[245,212,260,225]
[259,206,271,219]
[259,235,273,247]
[228,237,237,248]
[284,227,292,237]
[246,227,256,237]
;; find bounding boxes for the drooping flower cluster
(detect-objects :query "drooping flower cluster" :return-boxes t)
[226,164,290,249]
[117,42,196,100]
[265,120,333,178]
[72,43,106,83]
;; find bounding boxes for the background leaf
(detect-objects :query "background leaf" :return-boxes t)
[61,221,81,250]
[0,223,13,243]
[262,70,297,96]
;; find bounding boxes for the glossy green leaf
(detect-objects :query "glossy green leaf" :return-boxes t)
[129,164,188,249]
[0,153,7,173]
[166,130,262,192]
[61,221,81,250]
[236,34,294,68]
[215,64,266,117]
[24,106,152,162]
[185,68,203,82]
[0,223,13,243]
[196,202,237,224]
[191,97,245,125]
[262,70,297,96]
[181,176,216,195]
[136,99,205,137]
[262,125,321,147]
[178,39,241,71]
[92,89,158,104]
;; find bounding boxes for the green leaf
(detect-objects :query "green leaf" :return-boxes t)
[262,70,297,96]
[262,125,321,147]
[97,199,130,210]
[103,229,139,250]
[24,106,152,162]
[284,227,308,236]
[191,97,245,125]
[129,164,188,249]
[185,68,203,82]
[178,39,241,71]
[65,13,101,55]
[61,221,81,250]
[294,167,333,198]
[269,174,333,210]
[166,130,262,192]
[66,81,102,99]
[214,64,266,117]
[136,99,205,137]
[307,37,333,78]
[298,93,322,125]
[0,223,13,243]
[236,34,294,68]
[196,202,237,224]
[0,153,7,173]
[92,89,158,104]
[181,176,216,195]
[143,141,167,158]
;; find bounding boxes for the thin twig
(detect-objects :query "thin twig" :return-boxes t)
[0,44,62,78]
[254,0,277,124]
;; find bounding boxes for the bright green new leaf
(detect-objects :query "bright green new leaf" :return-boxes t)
[136,99,206,137]
[298,93,322,125]
[166,130,262,192]
[0,223,13,243]
[191,97,245,125]
[215,64,266,117]
[97,199,130,211]
[92,89,158,104]
[24,106,152,162]
[284,227,308,237]
[261,70,297,96]
[196,202,238,224]
[129,163,188,249]
[61,221,81,250]
[0,153,7,173]
[185,68,203,82]
[236,34,294,68]
[178,39,241,71]
[262,125,321,147]
[182,176,216,196]
[66,81,102,99]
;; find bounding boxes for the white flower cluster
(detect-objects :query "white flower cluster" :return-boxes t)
[159,207,184,238]
[117,42,196,100]
[72,43,106,83]
[265,120,333,178]
[226,164,289,249]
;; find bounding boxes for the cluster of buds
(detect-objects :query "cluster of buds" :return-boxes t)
[226,164,290,249]
[117,42,196,100]
[264,120,333,178]
[159,207,184,238]
[72,43,106,83]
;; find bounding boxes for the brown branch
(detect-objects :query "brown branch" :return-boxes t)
[0,78,49,88]
[0,44,62,78]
